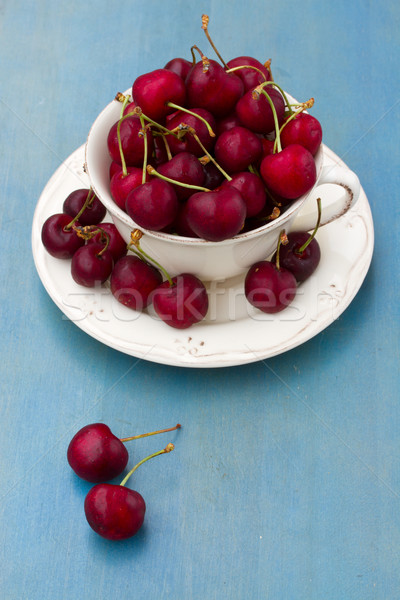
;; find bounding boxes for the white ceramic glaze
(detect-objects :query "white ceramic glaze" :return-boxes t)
[84,93,361,281]
[32,145,374,368]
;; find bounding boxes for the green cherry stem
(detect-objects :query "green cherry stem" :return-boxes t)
[117,106,130,177]
[201,14,227,68]
[257,80,295,115]
[147,165,211,193]
[73,225,111,256]
[64,189,95,230]
[256,87,282,153]
[225,64,267,82]
[139,114,148,184]
[120,443,175,488]
[120,424,181,443]
[297,198,322,254]
[128,230,175,287]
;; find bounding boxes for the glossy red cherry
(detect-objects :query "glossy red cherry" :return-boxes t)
[260,144,317,200]
[186,187,247,242]
[67,423,128,483]
[107,115,154,167]
[215,112,243,136]
[152,274,209,329]
[245,260,297,313]
[132,69,186,122]
[185,58,244,118]
[164,57,193,80]
[280,112,323,156]
[274,231,321,283]
[221,172,266,217]
[41,213,84,259]
[85,483,146,540]
[214,126,262,173]
[236,86,285,134]
[84,443,175,540]
[226,56,271,92]
[110,255,162,310]
[63,189,106,226]
[125,179,179,231]
[157,152,206,201]
[110,167,148,210]
[87,223,127,262]
[71,243,113,287]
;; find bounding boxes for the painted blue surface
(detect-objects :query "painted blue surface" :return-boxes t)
[1,1,399,598]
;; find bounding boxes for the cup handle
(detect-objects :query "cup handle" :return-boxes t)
[290,163,361,231]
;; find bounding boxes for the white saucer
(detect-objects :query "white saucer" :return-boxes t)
[32,145,374,368]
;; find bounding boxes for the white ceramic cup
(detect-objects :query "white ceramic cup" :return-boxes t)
[85,93,360,281]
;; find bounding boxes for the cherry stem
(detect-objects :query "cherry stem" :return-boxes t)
[201,14,227,68]
[191,45,211,73]
[166,102,216,137]
[257,88,282,153]
[257,80,294,115]
[65,189,95,230]
[147,164,210,193]
[119,443,175,487]
[159,133,172,161]
[120,423,181,443]
[117,98,132,177]
[190,46,197,66]
[129,230,174,286]
[225,64,267,82]
[275,230,289,271]
[264,59,273,81]
[139,114,148,184]
[137,112,180,139]
[297,198,322,254]
[73,225,111,256]
[273,98,315,154]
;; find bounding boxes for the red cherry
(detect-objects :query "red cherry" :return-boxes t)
[63,189,106,226]
[132,69,186,122]
[236,86,285,134]
[280,112,323,156]
[110,255,162,310]
[125,179,179,231]
[157,152,206,201]
[226,56,271,92]
[110,167,148,210]
[245,261,297,313]
[221,172,266,217]
[84,484,145,540]
[164,57,193,80]
[87,223,127,263]
[67,423,128,483]
[71,243,113,287]
[152,274,209,329]
[214,126,262,174]
[273,231,321,282]
[41,213,84,259]
[186,187,247,242]
[185,58,244,118]
[107,116,154,167]
[260,144,317,200]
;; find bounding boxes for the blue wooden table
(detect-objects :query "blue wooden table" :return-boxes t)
[1,1,399,598]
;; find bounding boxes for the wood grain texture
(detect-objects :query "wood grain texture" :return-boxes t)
[0,1,399,598]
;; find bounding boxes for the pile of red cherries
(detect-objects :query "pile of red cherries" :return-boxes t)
[67,421,181,540]
[41,14,324,325]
